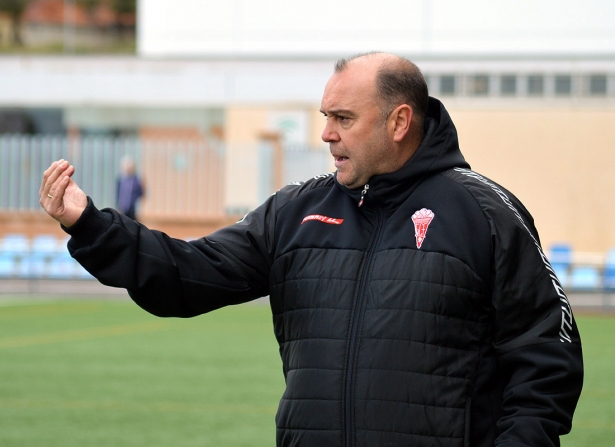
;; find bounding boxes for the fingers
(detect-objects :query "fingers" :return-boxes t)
[40,160,72,204]
[48,174,71,209]
[40,159,62,200]
[39,159,61,197]
[40,160,86,228]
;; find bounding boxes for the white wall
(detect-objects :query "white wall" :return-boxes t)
[138,0,615,58]
[0,57,333,107]
[1,56,613,108]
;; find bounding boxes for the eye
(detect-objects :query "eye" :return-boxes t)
[321,112,352,125]
[337,116,353,128]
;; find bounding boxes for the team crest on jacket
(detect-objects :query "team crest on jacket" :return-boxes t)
[411,208,435,249]
[301,214,344,225]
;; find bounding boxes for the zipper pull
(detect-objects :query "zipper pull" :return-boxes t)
[358,184,369,207]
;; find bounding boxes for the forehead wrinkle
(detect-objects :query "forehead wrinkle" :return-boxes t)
[321,87,363,115]
[321,64,380,118]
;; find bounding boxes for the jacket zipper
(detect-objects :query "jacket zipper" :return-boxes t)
[358,184,369,207]
[343,208,385,447]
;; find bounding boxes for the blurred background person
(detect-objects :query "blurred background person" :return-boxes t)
[116,156,144,221]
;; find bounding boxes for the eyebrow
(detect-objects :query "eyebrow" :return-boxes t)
[320,109,355,117]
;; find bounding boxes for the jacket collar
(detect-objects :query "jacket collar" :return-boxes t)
[335,97,471,210]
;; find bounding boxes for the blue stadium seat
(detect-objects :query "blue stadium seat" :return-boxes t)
[31,234,62,254]
[548,243,572,265]
[604,267,615,291]
[569,266,601,291]
[0,253,17,278]
[0,233,30,256]
[15,234,65,278]
[548,243,572,287]
[17,253,49,278]
[603,248,615,291]
[47,252,79,279]
[551,264,569,288]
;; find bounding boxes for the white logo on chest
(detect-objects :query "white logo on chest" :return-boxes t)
[411,208,435,249]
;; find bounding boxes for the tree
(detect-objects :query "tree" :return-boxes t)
[109,0,135,37]
[0,0,30,46]
[110,0,134,15]
[77,0,100,13]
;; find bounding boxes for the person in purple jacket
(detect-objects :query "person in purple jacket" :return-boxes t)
[116,156,144,221]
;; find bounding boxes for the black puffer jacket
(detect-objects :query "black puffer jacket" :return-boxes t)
[66,98,583,447]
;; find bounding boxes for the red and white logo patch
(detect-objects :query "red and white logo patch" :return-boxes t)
[411,208,435,249]
[301,214,344,225]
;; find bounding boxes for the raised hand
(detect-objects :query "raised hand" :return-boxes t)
[39,160,88,228]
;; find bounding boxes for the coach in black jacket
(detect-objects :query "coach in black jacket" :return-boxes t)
[40,52,583,447]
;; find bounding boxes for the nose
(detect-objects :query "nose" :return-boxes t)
[321,120,340,143]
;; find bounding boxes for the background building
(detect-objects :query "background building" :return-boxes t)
[1,0,614,258]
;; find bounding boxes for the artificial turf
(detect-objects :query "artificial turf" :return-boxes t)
[561,313,615,446]
[0,298,284,447]
[0,298,613,446]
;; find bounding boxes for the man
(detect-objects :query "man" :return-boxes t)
[40,52,583,447]
[116,156,144,221]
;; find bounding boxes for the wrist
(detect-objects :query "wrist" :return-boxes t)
[62,197,113,247]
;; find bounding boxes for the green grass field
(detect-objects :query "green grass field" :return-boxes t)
[0,298,284,447]
[0,298,613,446]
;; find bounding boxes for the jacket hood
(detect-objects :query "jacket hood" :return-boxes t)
[335,97,470,209]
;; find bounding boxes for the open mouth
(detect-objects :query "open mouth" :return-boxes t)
[334,156,348,168]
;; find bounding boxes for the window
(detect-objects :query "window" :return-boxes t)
[439,75,456,95]
[527,75,544,96]
[471,75,490,96]
[0,108,65,134]
[500,75,517,96]
[589,74,607,95]
[555,75,572,95]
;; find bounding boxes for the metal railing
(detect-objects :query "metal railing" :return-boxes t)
[0,134,332,219]
[0,134,140,212]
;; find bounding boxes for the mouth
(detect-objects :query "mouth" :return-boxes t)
[332,154,349,168]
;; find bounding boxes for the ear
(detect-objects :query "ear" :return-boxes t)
[389,104,413,143]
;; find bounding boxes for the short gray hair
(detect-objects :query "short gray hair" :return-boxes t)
[335,52,429,131]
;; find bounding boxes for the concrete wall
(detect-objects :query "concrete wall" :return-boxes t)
[138,0,615,57]
[449,106,615,252]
